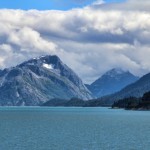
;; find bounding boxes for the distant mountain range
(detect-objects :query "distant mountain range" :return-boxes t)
[43,70,150,106]
[1,55,150,107]
[86,68,139,98]
[0,55,92,106]
[43,68,150,107]
[97,72,150,106]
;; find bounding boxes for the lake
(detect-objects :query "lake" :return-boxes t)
[0,107,149,150]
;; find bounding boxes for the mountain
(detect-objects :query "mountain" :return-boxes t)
[0,55,92,106]
[86,68,139,98]
[98,72,150,106]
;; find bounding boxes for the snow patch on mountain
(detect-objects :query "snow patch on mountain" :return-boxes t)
[42,63,61,76]
[43,63,53,70]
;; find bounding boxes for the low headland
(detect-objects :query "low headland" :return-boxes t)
[112,91,150,110]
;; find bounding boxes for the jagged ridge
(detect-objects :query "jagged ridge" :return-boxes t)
[0,55,92,106]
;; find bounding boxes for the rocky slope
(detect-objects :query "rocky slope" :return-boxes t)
[0,55,92,106]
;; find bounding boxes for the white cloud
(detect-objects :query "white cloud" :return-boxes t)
[0,0,150,83]
[7,27,57,53]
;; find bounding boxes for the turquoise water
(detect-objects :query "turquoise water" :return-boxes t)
[0,107,149,150]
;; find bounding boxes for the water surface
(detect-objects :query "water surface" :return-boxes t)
[0,107,149,150]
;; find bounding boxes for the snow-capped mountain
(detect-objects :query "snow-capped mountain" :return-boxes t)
[0,55,92,106]
[86,68,139,98]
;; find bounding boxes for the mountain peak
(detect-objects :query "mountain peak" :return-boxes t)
[100,72,150,106]
[0,55,92,106]
[19,55,61,67]
[39,55,61,64]
[105,68,128,77]
[33,55,60,60]
[86,68,139,98]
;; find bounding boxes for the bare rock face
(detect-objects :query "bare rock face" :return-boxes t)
[0,55,92,106]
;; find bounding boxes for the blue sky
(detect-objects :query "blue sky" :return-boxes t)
[0,0,125,10]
